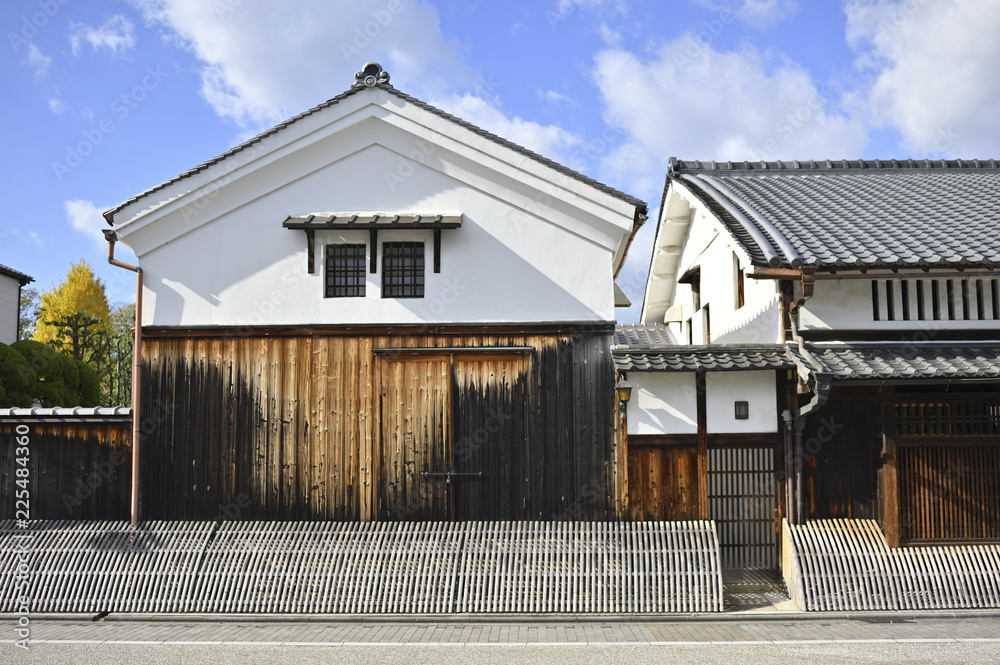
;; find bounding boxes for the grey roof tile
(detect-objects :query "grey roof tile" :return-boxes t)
[614,323,676,347]
[670,159,1000,269]
[282,212,463,229]
[0,263,33,284]
[613,326,792,371]
[787,342,1000,380]
[0,407,132,420]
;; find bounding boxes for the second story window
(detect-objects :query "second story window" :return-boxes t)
[872,277,1000,322]
[734,254,745,310]
[382,241,424,298]
[325,244,366,297]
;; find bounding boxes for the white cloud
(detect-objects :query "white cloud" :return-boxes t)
[431,93,583,165]
[845,0,1000,156]
[69,15,136,56]
[556,0,628,15]
[25,43,52,78]
[597,23,621,46]
[538,89,578,107]
[592,38,868,323]
[65,200,111,252]
[131,0,471,128]
[592,39,868,185]
[694,0,799,28]
[127,1,587,171]
[48,97,67,114]
[1,226,43,247]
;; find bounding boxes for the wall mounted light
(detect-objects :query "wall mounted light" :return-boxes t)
[615,378,633,411]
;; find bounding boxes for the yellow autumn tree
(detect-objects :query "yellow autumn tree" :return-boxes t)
[33,259,111,364]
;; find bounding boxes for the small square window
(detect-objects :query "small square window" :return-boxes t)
[382,241,424,298]
[325,244,366,297]
[734,400,749,420]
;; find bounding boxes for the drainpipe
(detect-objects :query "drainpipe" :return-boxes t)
[104,229,143,529]
[786,270,832,525]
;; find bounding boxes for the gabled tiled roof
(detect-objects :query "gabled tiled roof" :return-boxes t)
[787,341,1000,380]
[613,324,792,372]
[669,158,1000,270]
[105,83,646,222]
[0,263,33,284]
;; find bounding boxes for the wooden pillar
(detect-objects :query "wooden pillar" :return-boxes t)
[696,370,708,520]
[881,405,901,547]
[617,395,629,519]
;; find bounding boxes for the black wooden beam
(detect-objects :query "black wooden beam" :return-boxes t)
[305,229,315,274]
[370,228,377,273]
[434,228,441,274]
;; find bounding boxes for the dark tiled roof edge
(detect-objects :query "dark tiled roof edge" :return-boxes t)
[668,157,1000,176]
[0,263,33,284]
[105,84,647,223]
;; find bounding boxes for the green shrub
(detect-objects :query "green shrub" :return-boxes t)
[75,360,101,407]
[0,342,37,407]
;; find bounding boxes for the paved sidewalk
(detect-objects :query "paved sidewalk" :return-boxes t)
[15,614,1000,645]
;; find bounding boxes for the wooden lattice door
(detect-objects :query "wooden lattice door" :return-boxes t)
[708,444,778,569]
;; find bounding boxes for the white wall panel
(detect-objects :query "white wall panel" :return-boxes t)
[627,372,698,435]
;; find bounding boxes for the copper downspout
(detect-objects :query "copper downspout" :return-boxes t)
[104,230,143,528]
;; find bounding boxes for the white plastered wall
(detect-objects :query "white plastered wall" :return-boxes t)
[0,275,20,344]
[648,187,782,344]
[706,370,778,433]
[799,276,999,333]
[626,372,697,435]
[113,101,635,327]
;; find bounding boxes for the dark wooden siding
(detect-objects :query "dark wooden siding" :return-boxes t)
[802,396,879,520]
[898,442,1000,541]
[0,421,131,520]
[138,327,617,521]
[799,388,1000,545]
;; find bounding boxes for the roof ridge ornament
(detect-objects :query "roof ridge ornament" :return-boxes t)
[354,62,390,88]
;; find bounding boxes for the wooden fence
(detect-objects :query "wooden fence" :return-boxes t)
[783,518,1000,611]
[0,412,131,521]
[0,520,723,614]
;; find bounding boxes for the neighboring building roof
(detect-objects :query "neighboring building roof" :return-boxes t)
[787,341,1000,380]
[0,407,132,422]
[614,344,793,372]
[613,325,792,371]
[668,158,1000,270]
[105,66,647,223]
[0,263,33,285]
[282,213,463,230]
[614,323,675,347]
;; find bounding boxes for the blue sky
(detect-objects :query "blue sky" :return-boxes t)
[4,0,999,321]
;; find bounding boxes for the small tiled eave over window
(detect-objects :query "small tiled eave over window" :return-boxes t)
[281,212,462,278]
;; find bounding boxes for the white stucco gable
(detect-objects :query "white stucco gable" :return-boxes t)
[642,179,780,344]
[106,64,646,328]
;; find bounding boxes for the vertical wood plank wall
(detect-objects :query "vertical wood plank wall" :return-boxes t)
[625,437,699,521]
[0,422,131,520]
[138,328,617,521]
[897,443,1000,541]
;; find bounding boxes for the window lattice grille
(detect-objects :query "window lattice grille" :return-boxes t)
[872,278,1000,322]
[325,244,366,298]
[382,241,424,298]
